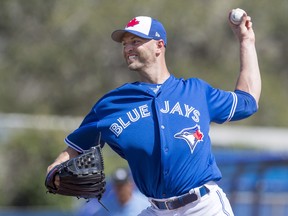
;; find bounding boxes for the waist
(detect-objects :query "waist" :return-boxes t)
[149,181,216,210]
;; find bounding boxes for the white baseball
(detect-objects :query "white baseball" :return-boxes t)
[230,8,246,25]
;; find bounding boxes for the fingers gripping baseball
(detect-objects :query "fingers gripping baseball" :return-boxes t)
[229,9,255,43]
[229,8,246,25]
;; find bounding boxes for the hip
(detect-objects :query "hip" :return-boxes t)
[139,182,234,216]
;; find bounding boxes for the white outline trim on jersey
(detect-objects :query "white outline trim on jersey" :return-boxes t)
[64,137,84,153]
[225,92,237,122]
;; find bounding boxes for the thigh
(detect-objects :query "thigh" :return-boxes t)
[138,206,160,216]
[138,184,234,216]
[214,187,234,216]
[182,184,234,216]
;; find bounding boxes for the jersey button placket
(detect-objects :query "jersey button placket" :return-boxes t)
[154,96,169,195]
[161,125,169,153]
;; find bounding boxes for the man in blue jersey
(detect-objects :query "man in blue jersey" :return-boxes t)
[47,10,261,215]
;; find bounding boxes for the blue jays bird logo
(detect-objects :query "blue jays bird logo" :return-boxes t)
[174,125,204,154]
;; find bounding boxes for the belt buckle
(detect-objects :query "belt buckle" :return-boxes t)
[189,188,200,200]
[150,199,172,210]
[164,201,170,210]
[164,199,174,210]
[151,188,204,211]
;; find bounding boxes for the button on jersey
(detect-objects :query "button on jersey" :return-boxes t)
[65,75,257,198]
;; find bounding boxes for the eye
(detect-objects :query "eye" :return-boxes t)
[133,39,142,45]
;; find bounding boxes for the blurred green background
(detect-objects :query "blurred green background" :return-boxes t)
[0,0,288,214]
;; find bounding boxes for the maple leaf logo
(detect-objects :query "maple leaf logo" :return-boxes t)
[193,129,203,141]
[126,18,140,28]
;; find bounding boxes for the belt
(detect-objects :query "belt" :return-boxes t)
[151,186,210,210]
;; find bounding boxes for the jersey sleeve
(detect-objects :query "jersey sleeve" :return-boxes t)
[230,89,258,121]
[204,80,258,123]
[64,108,102,153]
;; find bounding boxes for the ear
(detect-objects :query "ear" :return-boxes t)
[156,40,165,49]
[155,40,165,56]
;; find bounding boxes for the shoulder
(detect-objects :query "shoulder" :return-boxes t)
[177,77,212,90]
[92,82,145,110]
[102,82,145,97]
[185,77,210,85]
[94,83,134,103]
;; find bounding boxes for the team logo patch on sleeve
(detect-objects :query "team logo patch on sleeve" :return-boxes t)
[174,125,204,154]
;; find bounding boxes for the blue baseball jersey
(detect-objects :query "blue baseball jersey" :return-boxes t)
[65,75,257,199]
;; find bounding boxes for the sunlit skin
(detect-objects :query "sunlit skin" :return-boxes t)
[46,147,79,188]
[121,33,170,84]
[122,35,153,70]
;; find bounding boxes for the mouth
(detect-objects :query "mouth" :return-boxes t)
[127,54,137,63]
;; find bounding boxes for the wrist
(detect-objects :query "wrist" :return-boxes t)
[240,37,255,47]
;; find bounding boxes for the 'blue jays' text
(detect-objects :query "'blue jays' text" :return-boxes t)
[109,101,201,137]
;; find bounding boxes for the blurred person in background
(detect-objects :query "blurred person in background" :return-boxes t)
[76,167,150,216]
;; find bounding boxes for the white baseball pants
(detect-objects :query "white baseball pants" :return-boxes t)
[138,182,234,216]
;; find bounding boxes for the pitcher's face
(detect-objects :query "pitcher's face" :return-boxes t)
[122,33,158,71]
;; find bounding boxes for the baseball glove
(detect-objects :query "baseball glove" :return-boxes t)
[45,145,106,200]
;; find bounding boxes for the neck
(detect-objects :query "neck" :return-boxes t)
[138,70,170,84]
[137,61,170,84]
